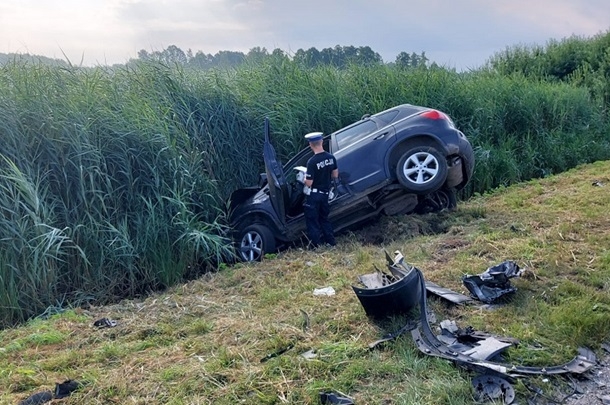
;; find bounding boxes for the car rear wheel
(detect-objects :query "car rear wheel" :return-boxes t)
[397,146,448,194]
[416,188,457,214]
[238,225,276,262]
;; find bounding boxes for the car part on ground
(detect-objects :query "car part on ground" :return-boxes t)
[409,264,596,379]
[319,391,355,405]
[260,343,294,363]
[424,280,474,305]
[437,320,516,361]
[18,380,83,405]
[356,251,597,379]
[462,261,523,304]
[472,374,516,404]
[351,260,421,319]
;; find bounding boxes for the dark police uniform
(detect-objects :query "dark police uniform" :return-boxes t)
[304,146,337,248]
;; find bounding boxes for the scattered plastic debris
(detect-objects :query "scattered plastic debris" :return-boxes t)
[18,380,83,405]
[260,344,294,363]
[351,251,421,319]
[300,349,317,360]
[462,261,523,304]
[313,287,336,296]
[18,391,52,405]
[319,391,355,404]
[472,374,515,404]
[93,318,117,328]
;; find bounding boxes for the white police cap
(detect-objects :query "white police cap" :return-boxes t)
[304,132,323,142]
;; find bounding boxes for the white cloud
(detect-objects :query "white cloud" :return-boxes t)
[0,0,608,68]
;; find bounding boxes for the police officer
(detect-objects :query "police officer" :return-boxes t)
[303,132,339,248]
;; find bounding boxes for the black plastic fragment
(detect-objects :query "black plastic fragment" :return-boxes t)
[319,391,355,404]
[462,261,523,304]
[54,379,83,398]
[472,374,515,404]
[18,391,53,405]
[93,317,117,328]
[260,343,294,362]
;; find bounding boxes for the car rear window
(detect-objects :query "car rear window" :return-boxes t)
[375,110,400,125]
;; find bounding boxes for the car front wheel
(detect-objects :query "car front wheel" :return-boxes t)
[238,225,276,262]
[397,146,448,194]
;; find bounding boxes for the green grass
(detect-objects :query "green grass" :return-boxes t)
[1,160,609,404]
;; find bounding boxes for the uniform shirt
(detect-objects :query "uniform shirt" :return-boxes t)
[306,151,337,191]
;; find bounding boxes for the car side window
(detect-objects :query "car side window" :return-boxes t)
[335,120,379,150]
[375,110,399,125]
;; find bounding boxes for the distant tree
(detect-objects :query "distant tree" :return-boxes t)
[164,45,187,65]
[137,45,187,65]
[138,49,150,60]
[0,53,69,67]
[212,50,246,68]
[271,48,288,59]
[395,51,428,69]
[294,47,322,67]
[293,45,383,68]
[343,45,357,62]
[355,46,383,65]
[188,51,214,69]
[395,52,411,68]
[246,47,269,63]
[319,47,333,65]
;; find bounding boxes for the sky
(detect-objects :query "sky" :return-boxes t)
[1,0,609,70]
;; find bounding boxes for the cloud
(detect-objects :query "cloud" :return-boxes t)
[0,0,608,68]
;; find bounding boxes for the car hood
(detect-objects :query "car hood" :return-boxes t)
[228,187,272,223]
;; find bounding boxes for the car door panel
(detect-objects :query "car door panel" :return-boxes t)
[262,118,287,228]
[333,122,396,193]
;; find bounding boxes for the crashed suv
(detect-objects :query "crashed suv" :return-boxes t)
[229,104,475,261]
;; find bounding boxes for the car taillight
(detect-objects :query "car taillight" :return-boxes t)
[421,110,445,120]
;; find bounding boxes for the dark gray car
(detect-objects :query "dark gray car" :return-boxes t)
[229,104,475,261]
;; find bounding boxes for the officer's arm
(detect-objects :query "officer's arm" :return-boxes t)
[331,169,339,181]
[305,161,315,188]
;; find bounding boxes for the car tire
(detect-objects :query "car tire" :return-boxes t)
[238,224,276,262]
[396,146,448,194]
[416,188,457,214]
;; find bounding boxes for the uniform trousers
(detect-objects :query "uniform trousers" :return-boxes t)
[303,192,336,248]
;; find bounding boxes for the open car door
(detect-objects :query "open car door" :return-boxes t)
[262,118,287,228]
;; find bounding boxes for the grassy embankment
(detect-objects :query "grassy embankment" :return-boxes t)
[1,159,609,404]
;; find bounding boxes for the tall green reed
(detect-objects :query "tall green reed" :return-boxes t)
[0,61,232,325]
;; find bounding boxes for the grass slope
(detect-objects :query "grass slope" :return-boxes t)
[2,160,610,404]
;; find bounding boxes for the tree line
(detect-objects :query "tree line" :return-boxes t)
[136,44,429,69]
